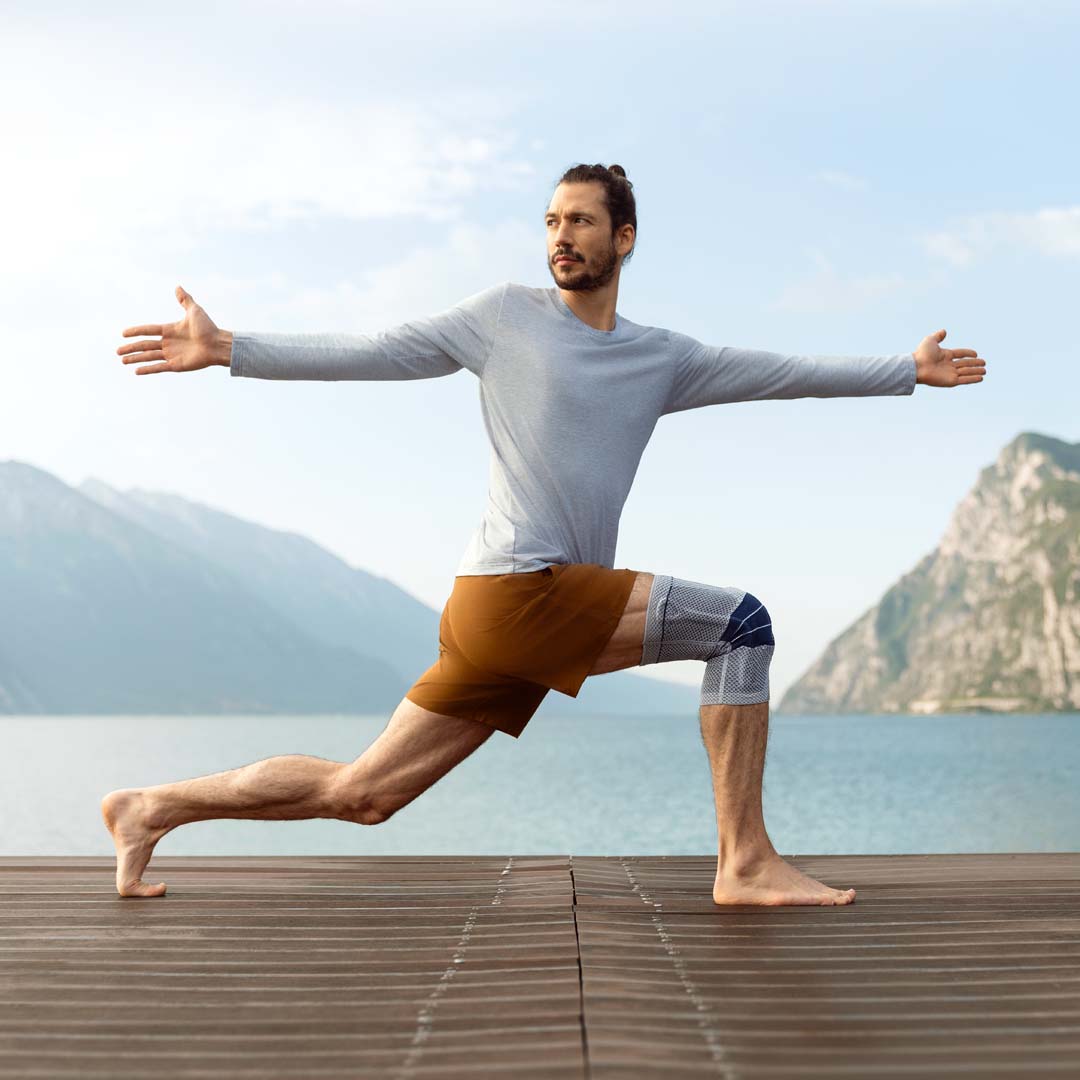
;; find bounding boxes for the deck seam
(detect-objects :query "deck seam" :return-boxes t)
[568,856,591,1080]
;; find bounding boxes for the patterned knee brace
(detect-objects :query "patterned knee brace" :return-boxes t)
[640,574,775,705]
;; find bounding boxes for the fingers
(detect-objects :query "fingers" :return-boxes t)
[121,349,165,366]
[119,288,192,369]
[117,338,161,356]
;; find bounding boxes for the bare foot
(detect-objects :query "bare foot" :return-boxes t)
[101,789,171,898]
[714,852,856,906]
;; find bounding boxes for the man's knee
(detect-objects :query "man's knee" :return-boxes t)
[639,575,775,703]
[641,575,774,659]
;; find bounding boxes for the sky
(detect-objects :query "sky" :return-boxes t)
[1,0,1076,701]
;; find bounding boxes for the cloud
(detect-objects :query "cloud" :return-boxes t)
[812,169,869,192]
[767,250,908,314]
[0,26,534,293]
[921,206,1080,266]
[1,93,533,283]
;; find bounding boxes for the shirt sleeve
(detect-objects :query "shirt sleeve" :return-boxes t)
[229,281,507,381]
[662,329,918,414]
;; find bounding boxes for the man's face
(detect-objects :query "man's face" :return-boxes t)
[544,182,622,292]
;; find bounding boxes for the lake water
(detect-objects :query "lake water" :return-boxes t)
[4,712,1079,857]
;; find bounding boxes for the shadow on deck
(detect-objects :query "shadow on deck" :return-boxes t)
[1,853,1078,1077]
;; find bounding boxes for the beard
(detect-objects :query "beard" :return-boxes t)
[547,238,619,292]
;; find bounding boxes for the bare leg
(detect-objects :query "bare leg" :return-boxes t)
[589,570,855,906]
[702,700,855,905]
[101,697,495,898]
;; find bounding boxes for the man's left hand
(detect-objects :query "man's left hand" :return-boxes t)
[914,329,986,387]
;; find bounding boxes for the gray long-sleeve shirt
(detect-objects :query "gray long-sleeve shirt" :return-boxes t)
[230,282,916,575]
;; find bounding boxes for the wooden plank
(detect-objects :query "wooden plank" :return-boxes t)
[577,854,1080,1077]
[0,856,586,1079]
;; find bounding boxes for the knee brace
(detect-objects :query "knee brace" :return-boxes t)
[640,574,774,705]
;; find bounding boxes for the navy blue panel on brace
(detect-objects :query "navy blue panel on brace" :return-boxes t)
[721,592,775,650]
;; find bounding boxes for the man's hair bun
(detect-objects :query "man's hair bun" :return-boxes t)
[607,164,628,179]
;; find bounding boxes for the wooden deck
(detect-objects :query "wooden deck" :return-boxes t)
[1,853,1079,1077]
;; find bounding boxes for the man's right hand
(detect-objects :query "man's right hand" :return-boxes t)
[116,285,232,374]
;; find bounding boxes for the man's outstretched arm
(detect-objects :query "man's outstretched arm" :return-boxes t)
[115,283,507,381]
[662,327,986,414]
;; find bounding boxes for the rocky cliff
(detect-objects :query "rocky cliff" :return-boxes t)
[777,432,1080,714]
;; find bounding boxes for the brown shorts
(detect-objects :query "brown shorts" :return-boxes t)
[405,562,639,738]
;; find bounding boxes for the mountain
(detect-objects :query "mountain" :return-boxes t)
[0,461,406,714]
[778,432,1080,714]
[77,478,441,683]
[0,460,697,717]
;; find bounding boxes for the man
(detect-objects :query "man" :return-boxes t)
[106,162,986,904]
